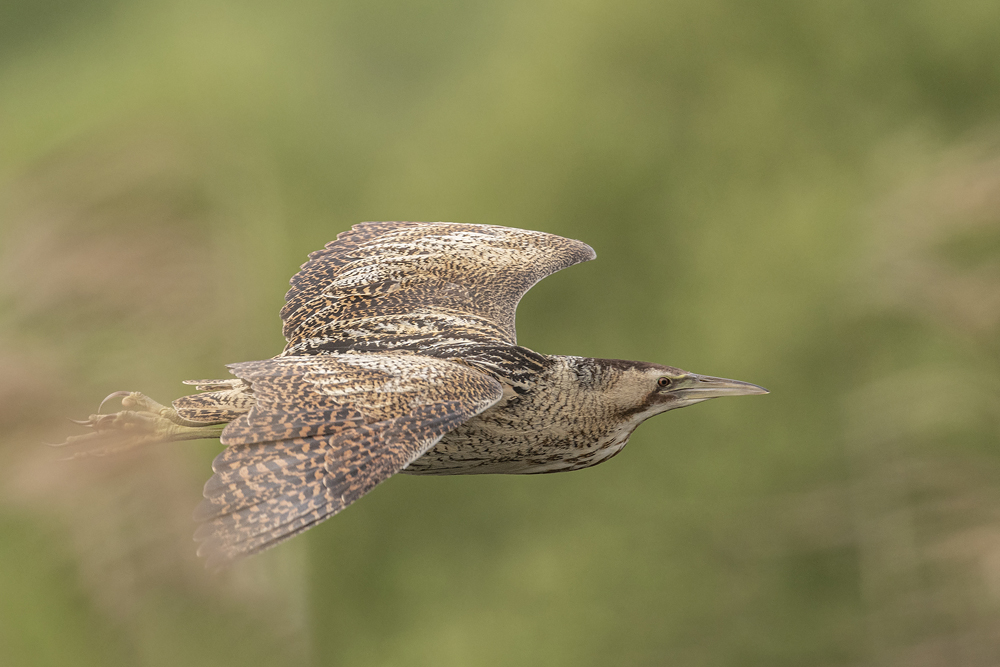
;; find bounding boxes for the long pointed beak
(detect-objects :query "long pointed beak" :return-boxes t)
[682,374,769,398]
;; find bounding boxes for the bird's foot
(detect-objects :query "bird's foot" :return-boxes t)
[54,391,226,458]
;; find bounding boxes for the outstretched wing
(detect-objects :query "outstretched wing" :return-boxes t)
[281,222,595,355]
[194,352,503,568]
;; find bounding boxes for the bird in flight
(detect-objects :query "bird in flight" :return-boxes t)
[61,222,767,568]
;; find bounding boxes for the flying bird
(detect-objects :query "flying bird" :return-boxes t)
[61,222,767,568]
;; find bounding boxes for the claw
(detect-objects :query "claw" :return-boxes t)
[98,391,131,414]
[55,391,227,459]
[89,414,113,431]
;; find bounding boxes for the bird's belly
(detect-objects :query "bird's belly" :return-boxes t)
[402,413,634,476]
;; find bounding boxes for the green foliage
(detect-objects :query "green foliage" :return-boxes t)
[3,0,1000,665]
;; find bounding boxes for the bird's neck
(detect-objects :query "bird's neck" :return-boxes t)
[542,355,653,420]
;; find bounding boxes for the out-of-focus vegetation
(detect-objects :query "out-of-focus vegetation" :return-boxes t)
[3,0,1000,665]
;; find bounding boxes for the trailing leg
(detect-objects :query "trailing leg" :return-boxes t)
[56,391,228,458]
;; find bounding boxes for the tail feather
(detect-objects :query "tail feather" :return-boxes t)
[173,390,254,424]
[181,379,243,391]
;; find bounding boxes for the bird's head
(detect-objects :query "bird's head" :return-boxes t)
[642,365,768,412]
[592,359,768,420]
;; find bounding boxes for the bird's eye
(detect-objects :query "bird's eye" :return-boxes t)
[657,377,672,388]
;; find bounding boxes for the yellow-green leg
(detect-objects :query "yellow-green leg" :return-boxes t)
[55,391,227,458]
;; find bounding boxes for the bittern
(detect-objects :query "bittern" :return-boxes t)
[61,222,767,568]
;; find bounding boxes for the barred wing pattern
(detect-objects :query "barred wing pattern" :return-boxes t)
[280,222,596,355]
[193,353,503,568]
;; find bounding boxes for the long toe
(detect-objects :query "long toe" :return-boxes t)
[55,392,226,458]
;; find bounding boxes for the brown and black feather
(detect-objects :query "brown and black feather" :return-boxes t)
[185,222,601,565]
[192,352,503,566]
[280,222,595,356]
[68,221,761,567]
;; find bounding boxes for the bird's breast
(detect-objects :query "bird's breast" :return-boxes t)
[402,395,640,476]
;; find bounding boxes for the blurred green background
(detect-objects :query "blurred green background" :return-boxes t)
[3,0,1000,665]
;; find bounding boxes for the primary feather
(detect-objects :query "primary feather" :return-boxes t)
[191,353,503,565]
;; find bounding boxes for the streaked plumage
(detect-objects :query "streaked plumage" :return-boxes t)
[62,221,767,568]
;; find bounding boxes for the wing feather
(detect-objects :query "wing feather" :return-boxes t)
[280,222,595,354]
[194,353,503,567]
